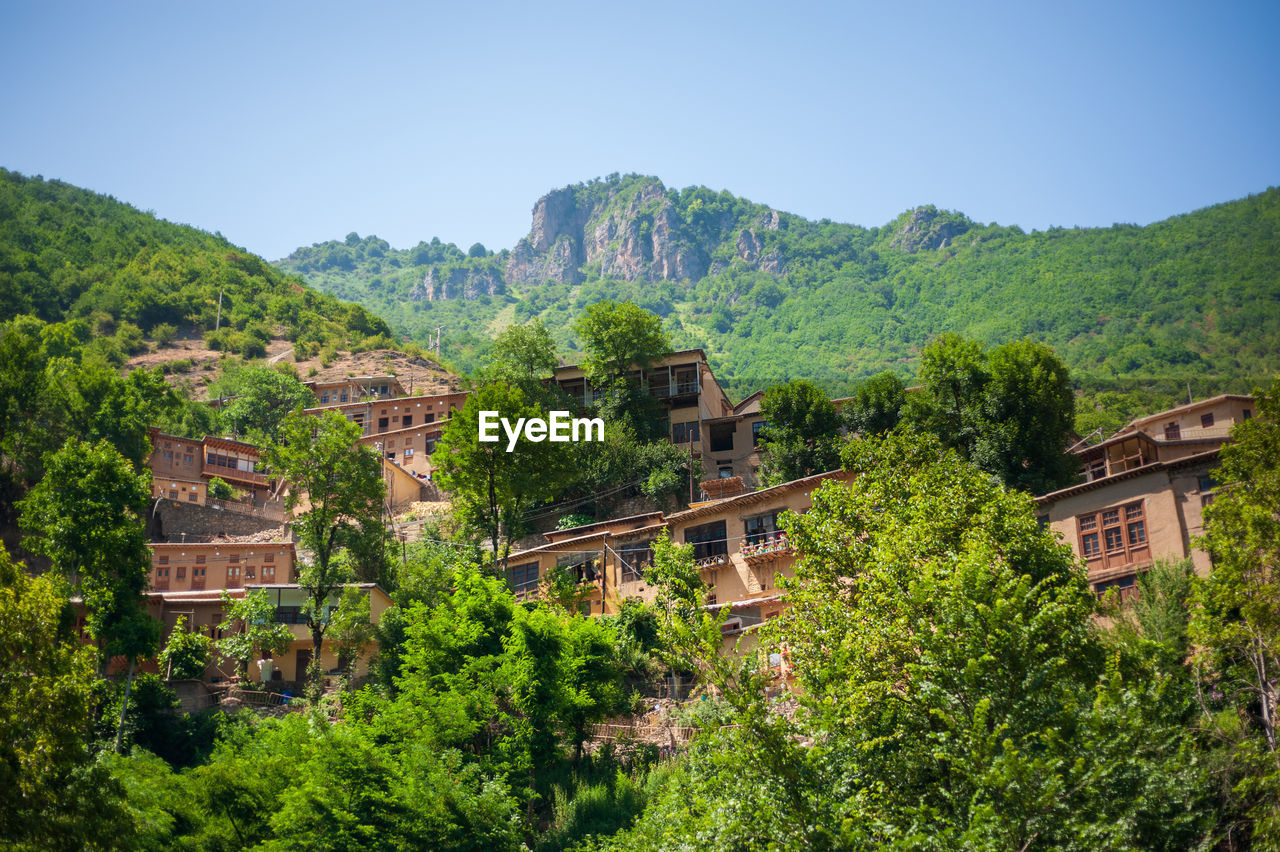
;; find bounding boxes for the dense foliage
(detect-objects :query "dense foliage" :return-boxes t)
[279,174,1280,431]
[0,169,391,358]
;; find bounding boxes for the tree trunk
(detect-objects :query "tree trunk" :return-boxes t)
[114,657,136,754]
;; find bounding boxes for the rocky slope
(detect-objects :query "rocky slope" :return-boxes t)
[275,177,1280,425]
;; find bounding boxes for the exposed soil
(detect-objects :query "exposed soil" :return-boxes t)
[125,327,462,400]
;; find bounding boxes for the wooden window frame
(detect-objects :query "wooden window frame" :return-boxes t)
[1076,501,1149,571]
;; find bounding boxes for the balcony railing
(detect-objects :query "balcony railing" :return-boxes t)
[741,534,792,564]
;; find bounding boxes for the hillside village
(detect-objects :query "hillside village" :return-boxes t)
[5,169,1280,849]
[133,339,1255,695]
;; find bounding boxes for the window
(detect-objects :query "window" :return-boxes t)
[275,606,305,624]
[227,566,242,588]
[169,489,178,499]
[245,566,256,581]
[1244,408,1253,420]
[1164,422,1181,440]
[1085,459,1106,481]
[709,423,735,453]
[424,413,435,424]
[264,553,275,563]
[188,490,198,501]
[507,562,539,593]
[674,368,698,395]
[619,542,653,583]
[230,554,239,564]
[672,421,700,444]
[1201,412,1215,428]
[557,553,601,584]
[718,466,734,478]
[402,415,412,427]
[404,447,414,459]
[744,512,782,545]
[378,417,389,431]
[158,555,169,566]
[1094,574,1137,601]
[1076,502,1148,568]
[386,451,396,460]
[196,555,206,565]
[339,392,348,402]
[752,421,767,446]
[321,392,330,404]
[685,520,728,561]
[176,565,186,580]
[262,565,276,582]
[1198,474,1217,493]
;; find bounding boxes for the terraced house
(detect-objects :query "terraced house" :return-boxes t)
[1036,393,1254,599]
[552,349,770,491]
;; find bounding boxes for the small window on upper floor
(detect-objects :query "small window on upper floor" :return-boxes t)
[1244,408,1253,420]
[1201,412,1215,428]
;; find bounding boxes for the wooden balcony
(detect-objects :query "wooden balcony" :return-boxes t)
[740,535,793,566]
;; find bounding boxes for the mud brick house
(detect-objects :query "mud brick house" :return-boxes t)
[148,429,280,509]
[552,349,769,491]
[1036,394,1253,599]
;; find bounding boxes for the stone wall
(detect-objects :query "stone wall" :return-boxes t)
[152,498,288,543]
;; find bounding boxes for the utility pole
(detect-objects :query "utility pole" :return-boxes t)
[215,288,224,332]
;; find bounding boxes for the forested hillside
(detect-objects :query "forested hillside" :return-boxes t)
[0,168,393,361]
[279,174,1280,426]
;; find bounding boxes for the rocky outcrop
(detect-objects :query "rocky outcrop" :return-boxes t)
[505,178,713,286]
[411,265,504,301]
[889,206,972,253]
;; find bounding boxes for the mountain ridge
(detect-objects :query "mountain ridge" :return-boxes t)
[271,174,1279,428]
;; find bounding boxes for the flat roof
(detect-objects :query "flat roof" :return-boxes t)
[666,469,852,524]
[1035,448,1221,505]
[543,511,665,542]
[1120,393,1254,432]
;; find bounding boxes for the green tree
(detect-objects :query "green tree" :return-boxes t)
[1191,377,1280,845]
[481,318,560,399]
[206,475,235,501]
[0,546,132,849]
[158,615,212,680]
[18,438,159,704]
[217,589,295,680]
[972,338,1078,493]
[268,410,384,692]
[758,379,843,484]
[571,301,672,388]
[329,584,375,679]
[913,331,988,454]
[431,383,574,570]
[842,370,905,436]
[213,364,316,444]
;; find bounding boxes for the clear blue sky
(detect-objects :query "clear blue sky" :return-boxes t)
[2,1,1277,260]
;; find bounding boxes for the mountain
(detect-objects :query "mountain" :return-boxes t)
[0,168,396,364]
[279,174,1280,425]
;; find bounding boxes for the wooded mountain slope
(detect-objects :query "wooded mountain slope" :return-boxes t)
[0,168,392,356]
[278,174,1280,422]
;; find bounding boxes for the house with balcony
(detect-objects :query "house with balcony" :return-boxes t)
[502,468,855,671]
[1036,394,1253,599]
[552,349,770,491]
[303,390,468,438]
[303,374,406,406]
[144,582,394,683]
[148,429,282,511]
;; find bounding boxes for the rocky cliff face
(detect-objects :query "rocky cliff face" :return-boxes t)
[889,206,972,253]
[506,178,727,287]
[410,264,504,301]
